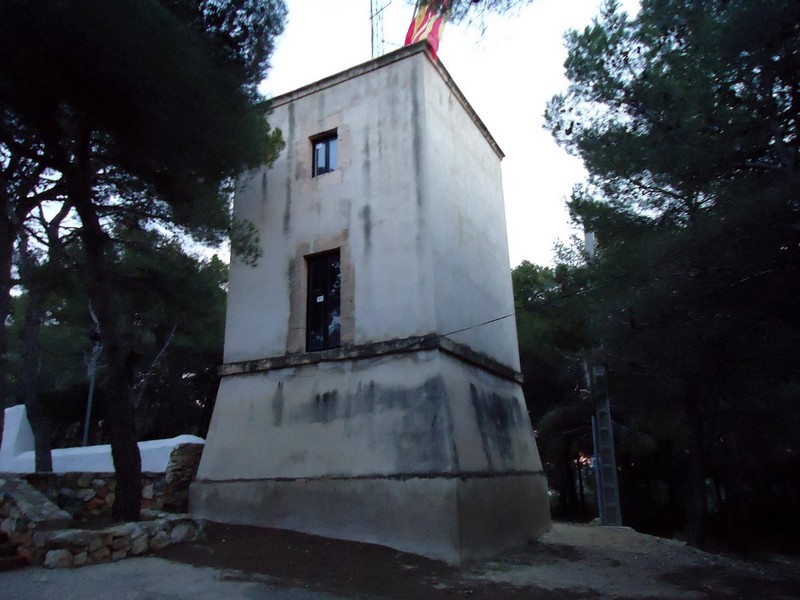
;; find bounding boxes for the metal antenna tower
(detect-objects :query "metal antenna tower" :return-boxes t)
[370,0,392,58]
[585,231,623,526]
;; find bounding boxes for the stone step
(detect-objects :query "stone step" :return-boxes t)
[0,475,72,529]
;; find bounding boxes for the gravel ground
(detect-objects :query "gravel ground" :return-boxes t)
[466,523,800,599]
[2,521,798,599]
[0,555,347,600]
[155,521,800,599]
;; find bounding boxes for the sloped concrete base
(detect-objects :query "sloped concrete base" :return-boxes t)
[192,348,551,565]
[190,472,549,565]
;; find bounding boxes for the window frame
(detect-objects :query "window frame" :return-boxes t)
[311,130,338,178]
[305,249,342,352]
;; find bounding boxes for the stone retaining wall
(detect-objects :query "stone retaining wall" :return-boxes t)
[0,475,72,559]
[35,512,205,568]
[0,443,205,568]
[23,443,203,519]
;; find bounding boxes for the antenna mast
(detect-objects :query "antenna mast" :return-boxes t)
[370,0,392,58]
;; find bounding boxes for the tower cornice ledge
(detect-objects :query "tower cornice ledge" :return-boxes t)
[219,333,523,384]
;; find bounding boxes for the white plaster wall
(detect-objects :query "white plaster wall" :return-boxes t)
[224,47,522,373]
[438,353,542,473]
[198,350,538,483]
[204,45,541,484]
[420,60,522,371]
[0,405,204,473]
[191,476,464,563]
[195,49,551,562]
[0,404,34,462]
[224,165,291,361]
[190,472,548,565]
[224,52,441,363]
[198,351,454,481]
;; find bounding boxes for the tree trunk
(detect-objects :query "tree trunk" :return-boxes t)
[18,283,53,472]
[576,453,587,514]
[68,138,141,522]
[1,157,48,428]
[560,443,579,517]
[685,395,706,545]
[723,430,749,548]
[0,210,13,420]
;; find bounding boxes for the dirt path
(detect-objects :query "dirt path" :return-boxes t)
[158,521,800,599]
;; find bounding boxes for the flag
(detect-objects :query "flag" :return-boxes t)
[404,1,449,59]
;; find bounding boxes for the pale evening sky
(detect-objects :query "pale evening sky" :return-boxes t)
[259,0,640,268]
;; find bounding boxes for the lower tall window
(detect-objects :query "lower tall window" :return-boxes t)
[306,250,341,352]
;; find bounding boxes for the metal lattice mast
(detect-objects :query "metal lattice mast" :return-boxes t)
[370,0,393,58]
[585,231,622,526]
[590,364,622,525]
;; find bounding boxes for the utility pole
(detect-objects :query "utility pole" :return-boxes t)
[585,231,622,526]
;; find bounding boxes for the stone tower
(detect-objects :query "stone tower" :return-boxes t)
[190,42,550,565]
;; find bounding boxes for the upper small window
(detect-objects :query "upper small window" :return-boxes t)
[312,132,338,177]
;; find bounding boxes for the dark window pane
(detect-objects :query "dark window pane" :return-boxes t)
[306,250,341,351]
[311,132,337,177]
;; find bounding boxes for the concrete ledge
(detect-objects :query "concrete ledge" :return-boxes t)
[218,333,523,384]
[190,473,548,565]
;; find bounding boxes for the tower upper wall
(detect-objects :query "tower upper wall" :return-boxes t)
[223,43,520,371]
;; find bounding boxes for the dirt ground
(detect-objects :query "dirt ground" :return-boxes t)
[157,521,800,599]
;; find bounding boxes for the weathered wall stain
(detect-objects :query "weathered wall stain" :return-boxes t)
[272,381,284,426]
[396,377,451,472]
[362,130,371,178]
[283,102,295,234]
[313,390,338,424]
[359,204,372,254]
[410,66,424,210]
[286,258,296,290]
[281,376,453,472]
[469,383,522,470]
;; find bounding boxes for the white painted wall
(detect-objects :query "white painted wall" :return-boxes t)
[0,405,204,473]
[225,52,434,362]
[420,58,522,369]
[224,44,520,370]
[194,46,551,563]
[198,350,538,483]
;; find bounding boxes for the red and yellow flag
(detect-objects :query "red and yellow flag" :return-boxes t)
[404,1,449,59]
